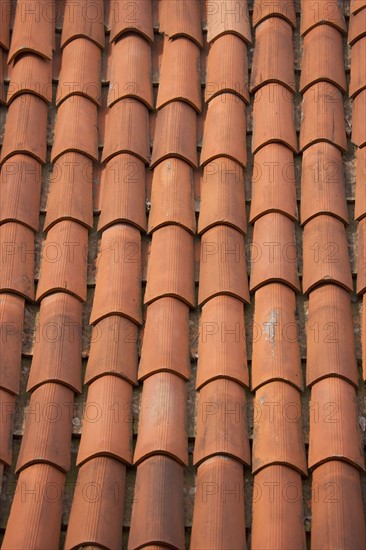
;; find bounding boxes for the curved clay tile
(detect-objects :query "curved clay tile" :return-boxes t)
[306,285,358,387]
[16,383,74,473]
[205,34,249,104]
[311,461,366,549]
[300,0,346,36]
[0,94,48,164]
[157,37,201,111]
[107,34,153,109]
[102,98,150,164]
[199,157,247,235]
[61,0,105,49]
[44,152,93,230]
[90,224,142,325]
[85,315,138,385]
[205,0,251,43]
[300,25,346,92]
[198,225,250,306]
[302,215,353,294]
[0,54,5,104]
[348,9,366,45]
[308,378,365,470]
[8,0,54,63]
[351,0,366,13]
[250,144,297,223]
[0,293,24,394]
[197,295,248,389]
[36,221,88,302]
[252,381,307,475]
[0,222,34,300]
[109,0,154,43]
[159,0,202,46]
[133,372,188,465]
[150,101,198,168]
[300,83,347,152]
[148,158,195,234]
[139,297,191,381]
[0,388,15,465]
[7,55,52,104]
[191,457,246,550]
[200,94,247,167]
[0,155,42,231]
[144,225,195,307]
[357,217,366,293]
[252,0,296,28]
[1,464,65,550]
[252,84,298,154]
[51,96,99,162]
[64,457,126,550]
[251,466,306,549]
[355,147,366,220]
[250,213,300,292]
[350,38,366,97]
[363,295,366,381]
[351,89,366,147]
[77,376,133,466]
[56,38,101,106]
[194,378,250,466]
[0,1,11,50]
[300,143,348,225]
[27,293,83,393]
[128,456,185,550]
[251,283,302,391]
[250,17,295,93]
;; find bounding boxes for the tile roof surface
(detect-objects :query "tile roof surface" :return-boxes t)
[0,0,366,549]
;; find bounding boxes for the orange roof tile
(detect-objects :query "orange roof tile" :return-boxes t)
[350,37,366,97]
[348,8,366,45]
[351,0,366,13]
[0,293,24,394]
[205,0,251,43]
[300,0,346,36]
[109,0,153,43]
[159,0,202,46]
[252,0,296,28]
[61,0,105,49]
[355,147,366,220]
[0,222,34,300]
[351,89,366,147]
[7,55,52,104]
[0,0,11,50]
[357,217,366,293]
[0,389,16,465]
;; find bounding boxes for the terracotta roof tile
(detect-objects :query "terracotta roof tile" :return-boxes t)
[61,0,105,49]
[0,293,24,394]
[194,378,250,466]
[351,89,366,147]
[159,0,202,46]
[363,294,366,381]
[300,83,347,152]
[109,0,153,43]
[309,378,364,470]
[302,215,352,293]
[0,94,48,164]
[350,37,366,97]
[0,0,11,50]
[7,55,52,104]
[252,0,296,28]
[250,17,295,93]
[148,158,196,234]
[27,293,82,392]
[107,33,153,109]
[51,96,99,162]
[128,455,185,549]
[351,0,366,13]
[200,94,247,167]
[85,315,138,385]
[250,213,300,292]
[0,52,5,104]
[90,224,142,325]
[0,388,16,465]
[36,221,88,302]
[250,144,297,223]
[300,0,346,36]
[197,295,248,389]
[65,457,126,550]
[0,155,42,230]
[144,225,195,307]
[16,382,74,472]
[0,222,34,300]
[252,84,297,154]
[56,38,101,105]
[301,143,348,225]
[357,217,366,293]
[77,375,133,465]
[252,381,307,475]
[157,37,201,111]
[348,9,366,45]
[198,225,250,306]
[355,147,366,220]
[150,101,198,168]
[1,464,65,550]
[311,461,366,549]
[204,0,251,43]
[251,466,306,549]
[300,25,346,92]
[139,297,191,381]
[190,457,246,550]
[252,283,302,390]
[205,34,249,103]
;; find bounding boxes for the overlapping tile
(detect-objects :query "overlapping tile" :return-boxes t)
[348,8,366,45]
[351,89,366,147]
[355,147,366,220]
[0,222,34,300]
[159,0,202,46]
[349,36,366,97]
[252,0,296,28]
[61,0,105,48]
[0,293,24,395]
[7,55,52,104]
[300,0,346,35]
[109,0,153,43]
